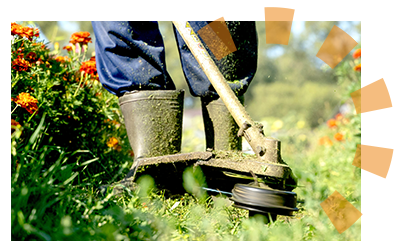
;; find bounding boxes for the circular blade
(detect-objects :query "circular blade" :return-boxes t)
[231,183,298,216]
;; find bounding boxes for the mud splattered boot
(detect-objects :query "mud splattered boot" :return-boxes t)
[201,95,244,151]
[105,90,184,194]
[119,89,184,160]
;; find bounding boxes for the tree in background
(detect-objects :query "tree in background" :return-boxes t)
[246,21,360,128]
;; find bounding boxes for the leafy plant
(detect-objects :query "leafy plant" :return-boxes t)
[11,22,132,186]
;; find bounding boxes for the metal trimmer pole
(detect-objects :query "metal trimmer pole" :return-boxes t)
[173,21,284,164]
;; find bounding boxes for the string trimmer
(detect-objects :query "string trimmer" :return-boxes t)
[118,21,299,221]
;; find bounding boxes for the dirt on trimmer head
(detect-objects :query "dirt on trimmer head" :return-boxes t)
[107,22,301,221]
[118,151,297,196]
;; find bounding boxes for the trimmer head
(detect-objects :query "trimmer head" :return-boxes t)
[123,150,297,195]
[194,151,297,191]
[113,150,299,223]
[230,183,299,216]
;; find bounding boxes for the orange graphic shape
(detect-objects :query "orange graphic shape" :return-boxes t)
[351,78,392,114]
[265,21,292,45]
[214,16,225,22]
[316,25,358,68]
[353,144,393,178]
[264,7,295,21]
[264,7,295,45]
[350,89,361,114]
[352,144,361,168]
[198,17,237,60]
[208,17,237,53]
[320,191,362,234]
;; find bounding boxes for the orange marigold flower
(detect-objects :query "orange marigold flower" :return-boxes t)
[80,58,98,78]
[54,56,64,62]
[107,137,119,148]
[25,27,40,39]
[11,22,39,41]
[69,32,92,45]
[335,113,343,121]
[334,132,344,141]
[335,113,349,124]
[11,23,23,35]
[63,45,73,52]
[352,48,361,59]
[12,56,31,71]
[11,119,21,134]
[327,119,337,128]
[111,120,121,129]
[55,56,71,63]
[318,136,333,146]
[25,52,37,63]
[11,92,38,114]
[353,64,361,72]
[105,118,121,128]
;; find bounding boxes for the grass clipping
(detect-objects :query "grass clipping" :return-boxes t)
[213,150,258,162]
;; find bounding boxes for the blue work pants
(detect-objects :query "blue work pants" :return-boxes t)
[91,21,257,98]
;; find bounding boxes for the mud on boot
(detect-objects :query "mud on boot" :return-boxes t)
[100,90,184,195]
[201,95,244,151]
[120,89,184,160]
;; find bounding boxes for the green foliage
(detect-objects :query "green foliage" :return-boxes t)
[11,24,132,187]
[11,22,361,241]
[183,166,207,202]
[246,81,341,128]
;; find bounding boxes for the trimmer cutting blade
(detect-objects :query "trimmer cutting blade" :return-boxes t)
[230,183,299,216]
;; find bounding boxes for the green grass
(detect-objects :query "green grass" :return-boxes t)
[11,108,361,241]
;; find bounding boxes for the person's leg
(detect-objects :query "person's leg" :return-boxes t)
[92,21,184,160]
[92,21,175,97]
[173,21,258,98]
[173,21,258,151]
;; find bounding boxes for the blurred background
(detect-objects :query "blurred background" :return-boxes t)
[20,20,361,152]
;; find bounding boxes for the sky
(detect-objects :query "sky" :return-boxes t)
[59,21,80,32]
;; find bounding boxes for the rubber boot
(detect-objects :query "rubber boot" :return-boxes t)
[119,90,184,160]
[201,95,244,151]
